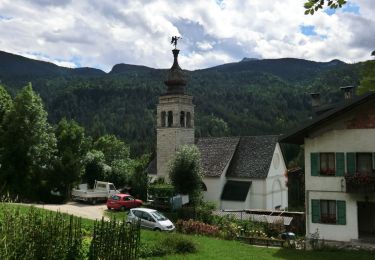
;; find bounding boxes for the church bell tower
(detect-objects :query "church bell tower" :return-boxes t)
[156,41,195,181]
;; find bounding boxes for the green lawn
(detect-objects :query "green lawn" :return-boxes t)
[142,230,374,260]
[104,208,128,220]
[1,203,374,260]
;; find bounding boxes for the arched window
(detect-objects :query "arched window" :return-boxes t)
[186,112,192,128]
[180,111,185,127]
[161,111,166,127]
[167,111,173,127]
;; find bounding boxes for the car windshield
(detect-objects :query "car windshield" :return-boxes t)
[150,211,167,221]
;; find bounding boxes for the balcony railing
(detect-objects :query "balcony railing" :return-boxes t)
[345,174,375,194]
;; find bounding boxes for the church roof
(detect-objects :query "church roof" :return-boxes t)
[196,137,240,177]
[226,135,279,179]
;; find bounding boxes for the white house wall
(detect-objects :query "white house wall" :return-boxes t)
[305,128,375,241]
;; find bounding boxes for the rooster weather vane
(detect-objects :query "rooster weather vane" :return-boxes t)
[171,36,181,49]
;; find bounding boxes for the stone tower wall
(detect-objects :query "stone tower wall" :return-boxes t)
[156,94,195,181]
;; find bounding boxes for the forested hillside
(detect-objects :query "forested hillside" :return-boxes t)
[0,50,361,156]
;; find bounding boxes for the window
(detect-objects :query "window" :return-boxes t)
[180,111,185,127]
[111,195,120,201]
[124,196,134,201]
[161,111,166,127]
[142,212,154,222]
[186,112,191,128]
[320,200,336,224]
[311,153,345,177]
[357,153,373,174]
[167,111,173,127]
[311,199,346,225]
[150,211,167,221]
[133,210,142,218]
[109,184,115,190]
[320,153,335,175]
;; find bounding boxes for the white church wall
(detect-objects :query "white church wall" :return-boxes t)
[265,143,288,210]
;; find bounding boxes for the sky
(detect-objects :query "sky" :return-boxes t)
[0,0,374,72]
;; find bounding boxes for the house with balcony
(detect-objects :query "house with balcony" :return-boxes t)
[280,90,375,243]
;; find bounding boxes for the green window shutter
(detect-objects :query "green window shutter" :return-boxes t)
[337,200,346,225]
[311,199,320,223]
[335,153,345,176]
[311,153,320,176]
[346,153,356,174]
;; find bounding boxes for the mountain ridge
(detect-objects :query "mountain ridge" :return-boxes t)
[0,50,348,80]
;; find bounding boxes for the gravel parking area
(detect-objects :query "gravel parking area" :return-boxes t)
[34,201,108,220]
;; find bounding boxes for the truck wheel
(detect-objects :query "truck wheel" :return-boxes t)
[91,199,97,205]
[153,228,161,232]
[120,206,126,211]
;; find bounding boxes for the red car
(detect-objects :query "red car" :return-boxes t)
[107,194,143,211]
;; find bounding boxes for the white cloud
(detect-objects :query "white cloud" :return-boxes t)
[0,0,373,72]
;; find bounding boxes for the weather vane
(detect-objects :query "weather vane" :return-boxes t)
[171,36,181,49]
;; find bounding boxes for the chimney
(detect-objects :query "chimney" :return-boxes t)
[310,93,321,108]
[340,86,355,101]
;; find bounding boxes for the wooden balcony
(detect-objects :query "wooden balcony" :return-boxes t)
[345,174,375,194]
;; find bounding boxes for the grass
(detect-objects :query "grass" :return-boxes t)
[103,208,129,220]
[1,203,374,260]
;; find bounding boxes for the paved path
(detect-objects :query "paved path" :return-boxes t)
[34,201,108,220]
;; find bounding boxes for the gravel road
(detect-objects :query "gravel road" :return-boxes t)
[34,201,108,220]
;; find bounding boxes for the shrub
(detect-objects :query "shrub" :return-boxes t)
[176,219,219,237]
[162,234,197,254]
[139,242,169,258]
[139,234,198,258]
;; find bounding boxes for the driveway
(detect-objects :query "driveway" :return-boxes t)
[34,201,108,220]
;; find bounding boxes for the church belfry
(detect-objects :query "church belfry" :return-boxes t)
[156,40,195,180]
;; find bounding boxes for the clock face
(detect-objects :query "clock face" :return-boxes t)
[273,153,280,169]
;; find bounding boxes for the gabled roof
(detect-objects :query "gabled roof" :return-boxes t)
[226,136,279,179]
[221,180,252,201]
[196,137,240,177]
[279,91,375,145]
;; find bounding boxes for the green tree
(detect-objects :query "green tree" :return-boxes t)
[0,85,12,127]
[0,84,56,200]
[129,154,150,200]
[168,145,203,206]
[304,0,347,15]
[93,135,130,164]
[108,159,132,188]
[83,150,110,188]
[196,115,230,137]
[357,60,375,95]
[0,85,13,193]
[50,118,88,198]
